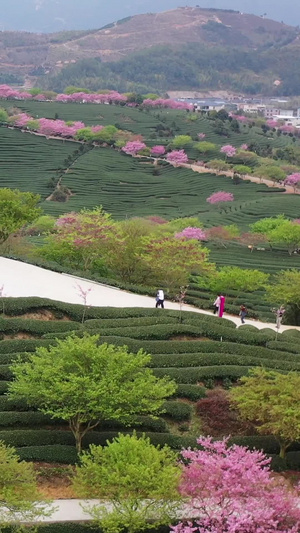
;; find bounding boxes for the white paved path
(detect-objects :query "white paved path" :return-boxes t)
[0,257,298,331]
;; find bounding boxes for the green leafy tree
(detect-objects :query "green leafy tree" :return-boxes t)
[8,334,176,453]
[266,269,300,310]
[0,188,41,244]
[73,433,181,533]
[0,108,8,123]
[194,141,216,154]
[210,266,269,296]
[144,237,214,290]
[269,221,300,255]
[171,135,192,148]
[256,165,286,184]
[0,441,49,524]
[231,368,300,458]
[250,215,287,249]
[233,165,252,176]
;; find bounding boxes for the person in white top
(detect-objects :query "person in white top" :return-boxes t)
[156,289,165,309]
[213,294,221,315]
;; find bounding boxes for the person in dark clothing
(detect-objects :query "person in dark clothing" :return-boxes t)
[239,304,247,324]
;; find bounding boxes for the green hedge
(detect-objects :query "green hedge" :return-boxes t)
[0,381,8,394]
[174,384,206,401]
[162,401,192,421]
[17,445,78,464]
[267,341,300,354]
[0,318,81,336]
[0,411,55,426]
[0,339,53,354]
[153,365,251,383]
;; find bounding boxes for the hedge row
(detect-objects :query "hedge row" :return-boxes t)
[0,339,53,354]
[162,401,192,421]
[150,352,300,372]
[153,365,252,383]
[48,323,274,346]
[0,318,81,336]
[267,341,300,354]
[91,337,296,361]
[173,384,206,401]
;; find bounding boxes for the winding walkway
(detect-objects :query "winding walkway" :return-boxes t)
[0,257,298,332]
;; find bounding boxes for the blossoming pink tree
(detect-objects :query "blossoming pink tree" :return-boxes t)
[220,145,236,158]
[142,98,192,110]
[240,143,248,150]
[166,150,188,166]
[175,227,206,241]
[121,141,147,156]
[151,145,166,156]
[207,191,234,207]
[284,173,300,191]
[197,133,206,139]
[172,436,300,533]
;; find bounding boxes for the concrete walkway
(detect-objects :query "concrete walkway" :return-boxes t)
[0,257,298,332]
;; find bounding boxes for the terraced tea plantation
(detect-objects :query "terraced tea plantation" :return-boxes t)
[0,128,77,199]
[2,100,298,149]
[41,146,291,223]
[1,297,300,468]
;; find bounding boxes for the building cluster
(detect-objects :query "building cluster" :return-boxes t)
[176,96,300,129]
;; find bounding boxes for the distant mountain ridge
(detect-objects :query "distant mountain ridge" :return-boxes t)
[1,7,300,96]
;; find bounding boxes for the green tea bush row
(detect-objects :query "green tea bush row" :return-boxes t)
[153,365,251,383]
[162,401,192,421]
[0,318,81,335]
[267,341,300,354]
[150,353,300,372]
[0,339,53,354]
[0,411,55,426]
[173,384,206,401]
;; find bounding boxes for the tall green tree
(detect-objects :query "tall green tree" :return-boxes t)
[210,266,269,296]
[0,188,41,244]
[8,334,176,453]
[230,368,300,458]
[0,441,49,524]
[73,432,181,533]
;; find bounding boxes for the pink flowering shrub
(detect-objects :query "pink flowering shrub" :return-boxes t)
[240,143,248,150]
[172,436,300,533]
[151,145,166,156]
[197,133,206,139]
[12,113,32,127]
[175,227,206,241]
[143,98,193,110]
[267,119,280,128]
[121,141,147,155]
[284,173,300,189]
[207,191,234,205]
[220,145,236,158]
[166,150,188,165]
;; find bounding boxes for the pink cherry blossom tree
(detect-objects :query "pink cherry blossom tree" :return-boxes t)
[220,145,236,158]
[175,227,206,241]
[121,141,147,156]
[197,133,206,139]
[284,173,300,191]
[151,145,166,156]
[172,436,300,533]
[240,143,249,150]
[207,191,234,206]
[166,150,188,166]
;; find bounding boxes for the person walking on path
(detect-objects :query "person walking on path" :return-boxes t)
[239,304,248,324]
[218,294,226,317]
[213,294,221,315]
[275,305,285,330]
[155,289,165,309]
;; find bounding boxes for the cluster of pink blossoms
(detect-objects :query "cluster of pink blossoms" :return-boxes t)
[175,227,206,241]
[220,144,236,158]
[142,98,193,110]
[207,191,234,205]
[56,91,127,104]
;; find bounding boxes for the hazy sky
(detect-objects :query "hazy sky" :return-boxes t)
[0,0,299,32]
